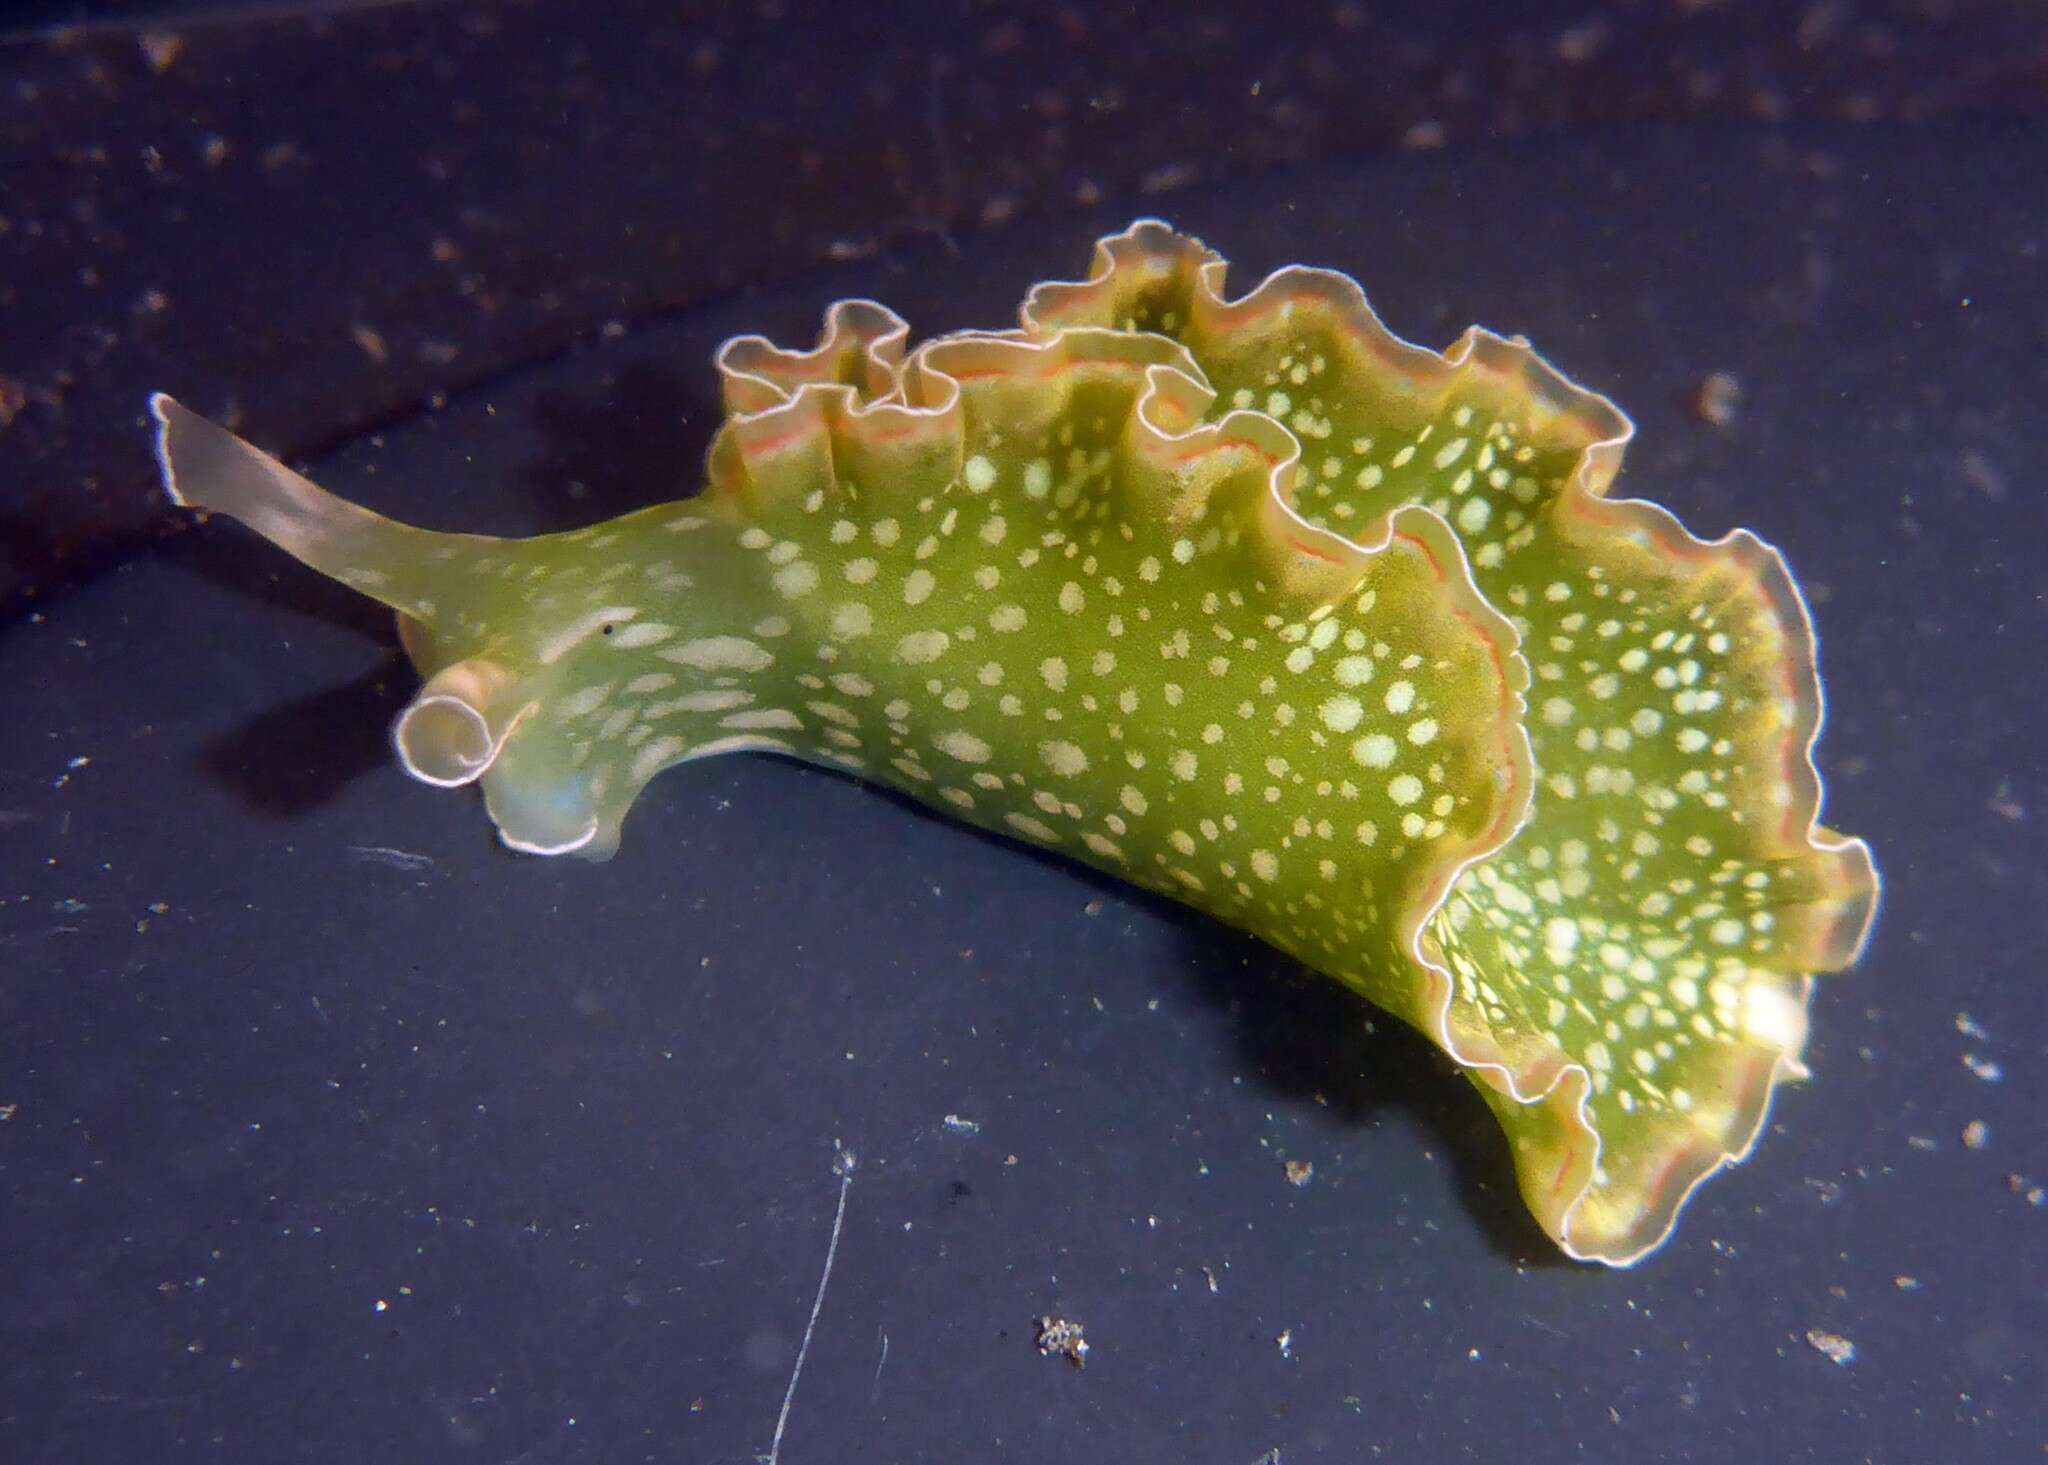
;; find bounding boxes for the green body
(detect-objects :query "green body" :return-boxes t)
[152,221,1877,1265]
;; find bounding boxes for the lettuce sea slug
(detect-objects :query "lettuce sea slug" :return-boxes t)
[150,221,1878,1265]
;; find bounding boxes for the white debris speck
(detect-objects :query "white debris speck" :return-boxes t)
[1035,1317,1088,1369]
[1805,1329,1856,1366]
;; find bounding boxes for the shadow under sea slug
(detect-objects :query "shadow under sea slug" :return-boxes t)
[150,220,1879,1266]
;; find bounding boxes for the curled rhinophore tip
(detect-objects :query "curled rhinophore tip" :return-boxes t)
[397,662,609,858]
[392,658,526,788]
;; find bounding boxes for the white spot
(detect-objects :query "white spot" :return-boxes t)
[935,730,993,763]
[630,734,687,784]
[964,455,998,493]
[1387,774,1424,806]
[806,701,860,728]
[772,561,819,599]
[1383,680,1416,714]
[1005,812,1062,842]
[1736,987,1802,1057]
[558,683,613,717]
[829,603,875,639]
[607,621,675,649]
[903,568,936,606]
[1319,695,1364,733]
[667,688,755,713]
[1351,734,1397,769]
[720,708,803,731]
[660,636,772,673]
[1040,740,1089,777]
[895,630,951,665]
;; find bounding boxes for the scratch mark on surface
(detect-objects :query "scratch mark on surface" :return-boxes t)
[347,844,434,872]
[0,925,80,946]
[870,1326,889,1404]
[763,1141,856,1465]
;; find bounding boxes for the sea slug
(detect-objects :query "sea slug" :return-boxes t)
[150,220,1879,1264]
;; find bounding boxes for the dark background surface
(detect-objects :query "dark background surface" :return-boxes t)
[3,3,2045,1463]
[6,0,2048,612]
